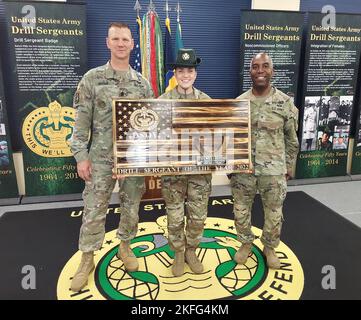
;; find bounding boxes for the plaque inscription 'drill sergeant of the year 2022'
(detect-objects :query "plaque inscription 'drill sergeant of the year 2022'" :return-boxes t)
[112,99,252,176]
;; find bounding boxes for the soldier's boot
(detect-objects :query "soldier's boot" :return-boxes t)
[263,246,280,269]
[185,249,203,273]
[117,240,139,272]
[172,251,185,277]
[70,252,95,292]
[234,243,252,265]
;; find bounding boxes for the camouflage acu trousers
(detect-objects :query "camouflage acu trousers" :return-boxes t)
[230,174,287,248]
[79,164,145,252]
[161,174,212,252]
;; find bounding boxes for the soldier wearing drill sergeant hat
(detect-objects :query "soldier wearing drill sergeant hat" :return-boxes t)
[231,52,299,269]
[159,48,212,276]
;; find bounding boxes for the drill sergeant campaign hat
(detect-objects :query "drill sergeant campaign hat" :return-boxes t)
[169,48,202,69]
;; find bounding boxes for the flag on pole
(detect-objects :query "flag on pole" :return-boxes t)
[164,17,177,92]
[165,17,184,92]
[141,9,164,97]
[175,19,184,57]
[132,16,142,72]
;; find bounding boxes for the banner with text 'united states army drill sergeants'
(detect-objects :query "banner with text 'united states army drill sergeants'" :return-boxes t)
[3,1,87,196]
[0,57,18,200]
[296,13,361,179]
[240,10,304,101]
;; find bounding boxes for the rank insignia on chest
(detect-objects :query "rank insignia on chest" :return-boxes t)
[272,103,284,112]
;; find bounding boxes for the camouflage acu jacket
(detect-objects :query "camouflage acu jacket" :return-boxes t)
[70,62,153,165]
[237,87,299,176]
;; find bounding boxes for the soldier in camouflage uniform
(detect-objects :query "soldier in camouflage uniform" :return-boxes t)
[69,22,153,292]
[159,49,212,277]
[231,52,299,269]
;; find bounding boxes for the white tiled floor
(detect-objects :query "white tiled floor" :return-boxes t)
[288,180,361,227]
[215,180,361,227]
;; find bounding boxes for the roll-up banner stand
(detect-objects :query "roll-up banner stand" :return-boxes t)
[351,88,361,175]
[0,57,19,205]
[3,1,87,200]
[296,13,361,179]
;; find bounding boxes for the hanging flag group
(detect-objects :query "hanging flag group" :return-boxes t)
[134,3,184,97]
[141,10,164,97]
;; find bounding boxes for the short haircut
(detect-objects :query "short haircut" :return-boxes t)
[250,52,274,70]
[108,22,132,34]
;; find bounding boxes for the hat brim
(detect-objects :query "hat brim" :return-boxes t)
[168,57,202,69]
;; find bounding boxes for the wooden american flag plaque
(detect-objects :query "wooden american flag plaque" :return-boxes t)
[113,99,252,176]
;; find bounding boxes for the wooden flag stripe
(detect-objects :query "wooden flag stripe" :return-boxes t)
[172,127,249,133]
[116,157,251,167]
[172,106,246,112]
[116,143,248,152]
[172,117,248,124]
[116,148,249,158]
[172,123,247,129]
[117,152,249,164]
[173,112,248,119]
[172,102,246,110]
[115,134,249,146]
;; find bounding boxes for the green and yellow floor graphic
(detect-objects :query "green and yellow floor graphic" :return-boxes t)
[57,217,304,300]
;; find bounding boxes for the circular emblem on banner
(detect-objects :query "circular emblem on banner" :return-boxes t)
[22,101,75,158]
[57,216,304,300]
[182,53,190,61]
[129,107,159,131]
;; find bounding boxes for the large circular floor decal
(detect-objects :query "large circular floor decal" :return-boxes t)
[57,216,304,300]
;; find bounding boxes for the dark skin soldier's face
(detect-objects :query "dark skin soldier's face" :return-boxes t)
[250,54,274,91]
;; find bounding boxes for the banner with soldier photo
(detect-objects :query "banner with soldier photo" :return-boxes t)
[296,13,361,179]
[3,1,87,196]
[240,10,304,101]
[0,57,18,201]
